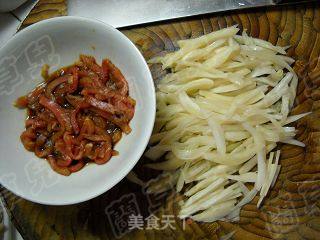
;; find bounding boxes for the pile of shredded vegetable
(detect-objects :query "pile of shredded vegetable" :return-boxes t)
[145,26,310,222]
[15,55,135,176]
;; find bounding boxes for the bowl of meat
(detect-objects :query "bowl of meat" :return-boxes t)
[0,16,156,205]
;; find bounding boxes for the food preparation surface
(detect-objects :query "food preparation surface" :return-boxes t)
[2,1,320,239]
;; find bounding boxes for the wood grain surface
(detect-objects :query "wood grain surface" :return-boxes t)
[20,0,67,29]
[0,205,3,238]
[2,2,320,240]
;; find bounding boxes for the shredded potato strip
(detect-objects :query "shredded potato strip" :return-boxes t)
[145,26,310,222]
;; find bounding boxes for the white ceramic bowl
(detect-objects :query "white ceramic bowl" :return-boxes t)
[0,16,155,205]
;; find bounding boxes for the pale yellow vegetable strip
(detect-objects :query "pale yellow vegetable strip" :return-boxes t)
[149,131,168,144]
[254,72,293,108]
[176,169,185,192]
[221,59,257,70]
[228,86,268,115]
[221,83,256,97]
[199,90,233,102]
[144,145,171,160]
[184,178,228,207]
[185,175,219,196]
[226,142,242,153]
[165,115,192,130]
[239,156,257,174]
[182,39,226,62]
[203,147,255,165]
[159,117,198,144]
[195,165,237,181]
[190,200,237,222]
[237,181,250,195]
[280,55,295,64]
[204,142,275,166]
[242,123,266,190]
[227,172,257,182]
[246,91,267,105]
[160,92,179,104]
[185,161,212,183]
[147,172,179,194]
[178,91,201,115]
[281,94,290,122]
[162,67,227,84]
[127,171,145,187]
[241,48,293,72]
[156,104,184,118]
[231,139,253,154]
[195,98,230,115]
[258,152,279,207]
[172,145,212,160]
[281,138,305,147]
[204,45,240,68]
[255,77,277,87]
[179,78,214,92]
[242,123,265,152]
[158,78,214,93]
[284,112,311,125]
[256,125,280,142]
[271,158,281,188]
[180,188,224,217]
[178,26,239,49]
[211,84,243,93]
[145,157,185,171]
[233,86,268,105]
[208,117,226,155]
[225,131,250,141]
[250,66,276,78]
[180,183,241,216]
[234,34,286,54]
[234,188,258,209]
[255,150,267,191]
[179,136,216,148]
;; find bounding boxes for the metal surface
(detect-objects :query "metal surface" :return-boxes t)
[68,0,277,28]
[12,0,38,21]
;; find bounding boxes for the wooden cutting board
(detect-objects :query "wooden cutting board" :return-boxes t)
[20,0,67,29]
[2,1,320,239]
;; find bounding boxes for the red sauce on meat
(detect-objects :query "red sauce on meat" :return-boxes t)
[15,55,136,176]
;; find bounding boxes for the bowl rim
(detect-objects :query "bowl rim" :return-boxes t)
[0,16,156,205]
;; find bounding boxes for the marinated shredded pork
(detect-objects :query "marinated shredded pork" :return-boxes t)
[15,55,135,176]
